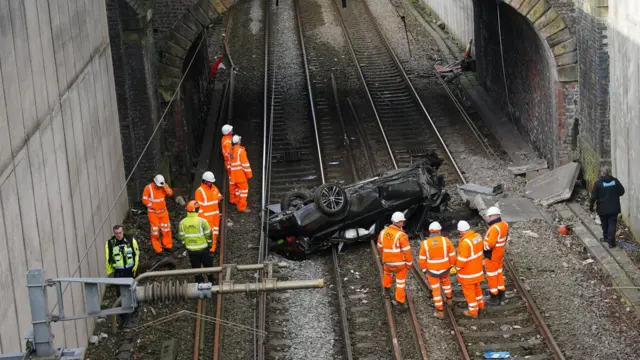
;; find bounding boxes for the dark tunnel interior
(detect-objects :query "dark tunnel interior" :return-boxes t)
[473,1,557,160]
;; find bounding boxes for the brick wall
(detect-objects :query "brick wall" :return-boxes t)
[153,0,199,62]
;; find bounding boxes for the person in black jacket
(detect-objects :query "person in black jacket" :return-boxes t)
[589,166,625,248]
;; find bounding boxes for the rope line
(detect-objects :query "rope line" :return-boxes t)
[50,32,207,314]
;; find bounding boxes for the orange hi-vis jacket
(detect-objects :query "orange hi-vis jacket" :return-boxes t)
[419,235,457,276]
[229,145,253,183]
[195,184,222,218]
[455,231,485,284]
[222,134,233,168]
[377,225,413,266]
[142,183,173,212]
[484,219,509,262]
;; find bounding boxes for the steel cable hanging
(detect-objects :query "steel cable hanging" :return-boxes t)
[50,31,208,313]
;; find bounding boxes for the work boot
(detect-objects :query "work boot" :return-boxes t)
[434,310,445,319]
[600,238,607,242]
[463,310,477,318]
[498,290,506,304]
[383,287,392,298]
[609,241,617,248]
[487,293,500,305]
[392,300,408,313]
[446,297,453,306]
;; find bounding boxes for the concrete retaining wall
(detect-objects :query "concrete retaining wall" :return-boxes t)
[417,0,474,51]
[0,0,128,353]
[609,0,640,239]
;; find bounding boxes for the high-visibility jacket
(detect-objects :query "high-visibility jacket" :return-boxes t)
[484,218,509,262]
[377,225,413,266]
[142,183,173,212]
[229,145,253,183]
[455,231,484,284]
[178,212,213,251]
[105,236,139,275]
[222,134,233,168]
[195,184,222,218]
[418,235,456,276]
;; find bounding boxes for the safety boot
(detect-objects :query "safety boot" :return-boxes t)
[463,310,477,318]
[434,310,445,319]
[392,300,408,313]
[382,287,392,298]
[498,290,506,304]
[487,293,500,305]
[446,297,453,306]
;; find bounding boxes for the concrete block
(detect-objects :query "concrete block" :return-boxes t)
[546,28,572,48]
[509,0,525,10]
[518,0,539,17]
[526,0,549,23]
[552,38,577,57]
[525,161,580,206]
[508,159,548,175]
[534,7,558,30]
[555,51,578,66]
[540,16,566,39]
[557,64,579,82]
[174,21,198,42]
[1,172,31,352]
[458,183,504,196]
[498,198,544,223]
[189,4,211,27]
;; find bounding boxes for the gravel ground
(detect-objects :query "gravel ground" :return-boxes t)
[364,0,640,358]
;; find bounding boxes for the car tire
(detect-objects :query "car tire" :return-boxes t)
[314,183,348,216]
[281,191,311,211]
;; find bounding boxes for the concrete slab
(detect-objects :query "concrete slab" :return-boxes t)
[508,159,548,175]
[525,162,581,206]
[458,183,504,196]
[497,198,545,223]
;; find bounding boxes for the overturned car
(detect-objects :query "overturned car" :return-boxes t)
[267,153,451,259]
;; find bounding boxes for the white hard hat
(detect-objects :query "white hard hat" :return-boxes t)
[457,220,470,232]
[232,135,241,144]
[153,174,165,186]
[202,171,215,182]
[391,212,406,223]
[222,124,233,135]
[428,222,442,231]
[486,206,501,216]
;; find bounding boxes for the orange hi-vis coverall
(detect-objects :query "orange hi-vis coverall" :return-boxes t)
[377,225,413,304]
[142,183,173,253]
[484,218,509,295]
[419,235,457,310]
[195,183,223,252]
[221,134,235,203]
[229,145,253,211]
[455,231,485,316]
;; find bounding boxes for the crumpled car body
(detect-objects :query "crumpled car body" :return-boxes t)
[268,153,450,259]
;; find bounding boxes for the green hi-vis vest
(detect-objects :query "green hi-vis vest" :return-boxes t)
[106,236,139,274]
[178,212,212,251]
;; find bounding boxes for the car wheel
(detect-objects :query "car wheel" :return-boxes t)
[314,183,348,215]
[281,191,311,211]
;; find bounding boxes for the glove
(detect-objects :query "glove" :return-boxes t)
[450,267,457,275]
[209,247,216,253]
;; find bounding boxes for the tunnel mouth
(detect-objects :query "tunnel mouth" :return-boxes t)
[473,1,558,163]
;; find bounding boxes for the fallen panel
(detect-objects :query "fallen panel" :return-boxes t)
[508,159,548,175]
[498,198,544,223]
[458,183,504,196]
[525,162,580,206]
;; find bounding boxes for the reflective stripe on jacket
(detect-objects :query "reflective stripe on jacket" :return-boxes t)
[376,225,413,266]
[142,183,173,212]
[483,219,509,262]
[178,212,213,251]
[418,235,456,275]
[195,184,222,217]
[222,135,233,167]
[455,231,484,284]
[105,236,139,275]
[229,145,253,183]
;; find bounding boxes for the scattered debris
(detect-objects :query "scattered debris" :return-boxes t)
[458,183,504,196]
[437,20,445,30]
[583,259,595,265]
[175,196,187,206]
[99,333,109,340]
[507,159,548,175]
[89,335,100,345]
[483,351,511,359]
[498,198,544,223]
[523,230,539,238]
[524,162,581,206]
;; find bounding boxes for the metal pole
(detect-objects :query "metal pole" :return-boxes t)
[26,269,55,357]
[135,262,289,283]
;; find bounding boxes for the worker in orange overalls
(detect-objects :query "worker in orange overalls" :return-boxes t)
[455,220,485,318]
[377,212,413,312]
[228,135,252,212]
[221,124,236,204]
[483,206,509,305]
[195,171,223,253]
[142,175,173,255]
[418,221,457,319]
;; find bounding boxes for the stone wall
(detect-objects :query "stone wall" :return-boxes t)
[0,0,128,352]
[609,0,640,238]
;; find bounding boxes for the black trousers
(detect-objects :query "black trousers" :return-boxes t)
[188,250,216,283]
[114,268,134,327]
[599,214,618,245]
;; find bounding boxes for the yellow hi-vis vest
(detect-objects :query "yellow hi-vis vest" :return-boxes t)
[178,212,213,251]
[105,236,139,275]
